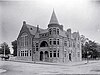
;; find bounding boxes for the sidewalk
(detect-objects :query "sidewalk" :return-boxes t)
[9,57,100,66]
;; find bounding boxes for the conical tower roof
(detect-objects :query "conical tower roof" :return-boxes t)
[49,10,59,24]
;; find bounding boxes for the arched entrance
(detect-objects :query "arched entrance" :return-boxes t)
[45,51,49,62]
[40,41,49,62]
[69,53,71,61]
[40,51,43,61]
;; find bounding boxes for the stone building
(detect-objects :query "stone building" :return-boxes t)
[17,10,82,63]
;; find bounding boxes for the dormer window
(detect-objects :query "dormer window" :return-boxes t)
[30,28,32,30]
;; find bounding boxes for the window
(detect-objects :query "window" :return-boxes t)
[23,51,24,56]
[30,50,31,56]
[36,48,38,51]
[50,51,52,57]
[21,51,22,56]
[58,51,59,57]
[33,42,35,47]
[20,37,24,47]
[64,41,67,46]
[64,51,66,57]
[22,37,24,47]
[27,51,28,56]
[57,29,59,35]
[49,39,52,45]
[57,39,59,45]
[53,51,56,57]
[49,29,52,35]
[25,36,28,46]
[78,52,80,57]
[21,51,23,56]
[53,41,56,45]
[25,51,27,56]
[36,43,38,51]
[53,28,56,34]
[19,33,29,47]
[19,51,20,56]
[69,42,70,47]
[53,39,56,45]
[45,34,47,36]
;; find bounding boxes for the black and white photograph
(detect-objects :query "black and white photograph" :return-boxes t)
[0,0,100,75]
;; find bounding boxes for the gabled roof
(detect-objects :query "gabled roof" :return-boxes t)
[49,10,59,24]
[40,29,48,34]
[60,30,67,37]
[26,24,45,35]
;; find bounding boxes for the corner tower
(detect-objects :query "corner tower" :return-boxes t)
[48,10,63,30]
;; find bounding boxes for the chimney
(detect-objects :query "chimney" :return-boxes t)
[67,28,71,39]
[37,25,39,32]
[23,21,26,25]
[60,25,63,30]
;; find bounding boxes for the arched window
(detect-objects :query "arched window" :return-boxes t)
[49,39,52,45]
[20,33,29,47]
[40,41,48,47]
[57,29,59,35]
[25,36,28,46]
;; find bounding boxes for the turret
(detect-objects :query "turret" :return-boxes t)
[48,10,63,30]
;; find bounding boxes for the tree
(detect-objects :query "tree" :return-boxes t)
[0,42,10,55]
[82,40,99,59]
[11,40,17,56]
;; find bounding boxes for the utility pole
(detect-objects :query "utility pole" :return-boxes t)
[86,51,89,64]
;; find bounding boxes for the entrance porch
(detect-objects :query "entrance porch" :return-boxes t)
[39,47,49,62]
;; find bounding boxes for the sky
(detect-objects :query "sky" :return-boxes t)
[0,0,100,53]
